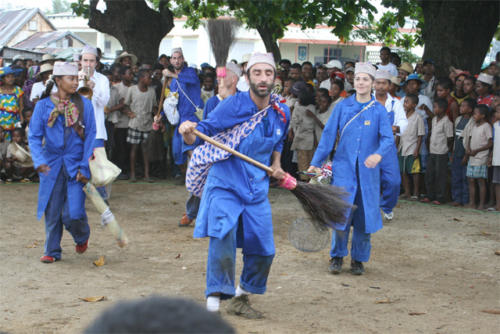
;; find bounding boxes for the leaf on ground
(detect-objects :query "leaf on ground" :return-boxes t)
[408,312,426,315]
[26,241,39,248]
[453,218,462,222]
[93,256,105,267]
[480,231,491,236]
[481,309,500,315]
[80,296,106,302]
[175,253,181,259]
[375,299,393,304]
[494,250,500,256]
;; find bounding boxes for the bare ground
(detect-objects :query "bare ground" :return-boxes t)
[0,181,499,334]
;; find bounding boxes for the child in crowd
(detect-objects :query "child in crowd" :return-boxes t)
[329,78,345,110]
[289,81,316,180]
[0,127,9,181]
[451,98,476,206]
[475,73,494,106]
[23,109,33,140]
[125,69,157,182]
[283,78,297,112]
[200,73,215,104]
[399,94,425,199]
[489,104,500,211]
[422,98,454,204]
[5,127,34,182]
[435,78,459,122]
[465,104,493,209]
[0,67,24,141]
[310,89,333,144]
[462,75,477,100]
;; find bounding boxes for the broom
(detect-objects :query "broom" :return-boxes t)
[207,18,239,84]
[192,129,352,228]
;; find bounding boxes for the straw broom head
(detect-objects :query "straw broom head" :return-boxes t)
[207,18,239,78]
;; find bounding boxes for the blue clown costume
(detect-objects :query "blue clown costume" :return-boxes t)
[310,94,393,264]
[192,91,289,299]
[28,95,96,261]
[170,66,203,166]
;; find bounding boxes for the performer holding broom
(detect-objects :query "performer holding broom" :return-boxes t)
[308,63,394,275]
[179,53,289,318]
[28,62,96,263]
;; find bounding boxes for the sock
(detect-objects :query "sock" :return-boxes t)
[235,285,250,297]
[206,296,220,312]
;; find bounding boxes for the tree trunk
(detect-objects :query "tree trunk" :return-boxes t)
[87,0,174,65]
[420,0,500,77]
[256,25,282,62]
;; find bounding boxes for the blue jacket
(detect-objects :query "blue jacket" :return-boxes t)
[310,95,393,233]
[193,92,289,246]
[28,96,96,220]
[170,66,203,124]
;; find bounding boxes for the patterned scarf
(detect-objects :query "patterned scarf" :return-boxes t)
[186,93,286,197]
[48,94,79,128]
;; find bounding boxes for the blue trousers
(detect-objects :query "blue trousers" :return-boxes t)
[44,167,90,259]
[330,185,372,262]
[451,155,469,204]
[206,220,274,299]
[186,194,201,220]
[380,147,401,214]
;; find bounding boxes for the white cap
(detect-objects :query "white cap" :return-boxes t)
[355,62,376,78]
[171,47,183,56]
[477,73,494,85]
[325,59,342,69]
[375,69,392,81]
[226,62,242,77]
[81,45,98,57]
[241,53,251,64]
[247,52,276,71]
[53,61,78,76]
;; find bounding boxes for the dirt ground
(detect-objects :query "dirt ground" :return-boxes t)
[0,181,499,334]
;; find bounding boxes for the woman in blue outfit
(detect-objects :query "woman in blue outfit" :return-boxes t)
[28,62,96,263]
[179,53,289,318]
[308,63,394,275]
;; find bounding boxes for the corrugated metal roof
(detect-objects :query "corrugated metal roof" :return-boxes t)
[13,30,87,50]
[0,8,56,47]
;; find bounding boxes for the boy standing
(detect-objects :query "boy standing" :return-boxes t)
[422,98,454,204]
[399,94,425,199]
[125,69,157,182]
[489,105,500,211]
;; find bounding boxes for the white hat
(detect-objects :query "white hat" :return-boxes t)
[171,47,183,56]
[81,45,98,57]
[115,51,138,65]
[40,54,55,64]
[226,62,242,77]
[325,59,342,69]
[38,63,53,76]
[355,62,376,78]
[375,69,392,81]
[241,53,251,64]
[477,73,494,85]
[247,52,276,71]
[53,61,78,76]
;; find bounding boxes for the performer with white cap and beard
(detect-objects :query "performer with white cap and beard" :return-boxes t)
[179,53,290,318]
[308,63,394,276]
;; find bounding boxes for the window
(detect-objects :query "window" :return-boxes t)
[29,19,37,31]
[105,40,111,53]
[323,47,342,64]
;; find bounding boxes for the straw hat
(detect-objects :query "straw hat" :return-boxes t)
[398,62,413,74]
[37,63,53,77]
[115,51,138,65]
[40,54,56,65]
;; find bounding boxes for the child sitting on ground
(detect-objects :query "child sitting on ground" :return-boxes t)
[464,104,493,209]
[399,94,425,199]
[422,98,454,204]
[451,98,476,206]
[5,127,34,182]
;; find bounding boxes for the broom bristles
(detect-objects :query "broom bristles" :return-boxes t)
[207,19,238,67]
[291,182,353,229]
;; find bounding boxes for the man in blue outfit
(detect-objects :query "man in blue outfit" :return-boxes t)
[179,62,242,227]
[29,61,96,263]
[179,53,289,318]
[163,47,203,180]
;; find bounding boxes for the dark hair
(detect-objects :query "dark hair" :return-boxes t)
[302,61,313,67]
[279,59,291,66]
[330,78,344,91]
[158,54,168,60]
[464,75,476,84]
[119,66,131,76]
[406,93,419,105]
[475,104,490,118]
[462,98,476,110]
[298,83,315,106]
[137,69,150,80]
[40,76,85,116]
[437,77,453,90]
[391,52,401,61]
[433,97,448,111]
[344,61,355,68]
[101,69,112,77]
[317,88,332,104]
[84,296,235,334]
[153,63,164,71]
[12,127,25,137]
[290,63,302,71]
[380,46,391,53]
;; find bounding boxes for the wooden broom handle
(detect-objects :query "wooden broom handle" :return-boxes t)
[193,129,274,174]
[156,77,168,116]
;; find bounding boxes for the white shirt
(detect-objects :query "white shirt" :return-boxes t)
[377,63,398,77]
[79,71,110,140]
[381,93,407,135]
[236,76,249,92]
[30,81,57,102]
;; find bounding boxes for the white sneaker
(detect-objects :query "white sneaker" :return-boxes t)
[384,211,394,221]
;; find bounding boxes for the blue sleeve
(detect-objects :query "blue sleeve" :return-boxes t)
[28,100,48,169]
[310,103,341,167]
[196,95,248,136]
[178,68,200,85]
[374,104,395,158]
[273,103,290,153]
[79,99,97,179]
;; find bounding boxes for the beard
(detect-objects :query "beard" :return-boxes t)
[249,79,274,98]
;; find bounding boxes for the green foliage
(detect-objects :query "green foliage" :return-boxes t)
[70,0,89,19]
[49,0,71,14]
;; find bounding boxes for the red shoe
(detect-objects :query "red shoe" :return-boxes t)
[76,239,89,254]
[179,213,194,227]
[432,200,442,205]
[40,255,56,263]
[420,197,431,203]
